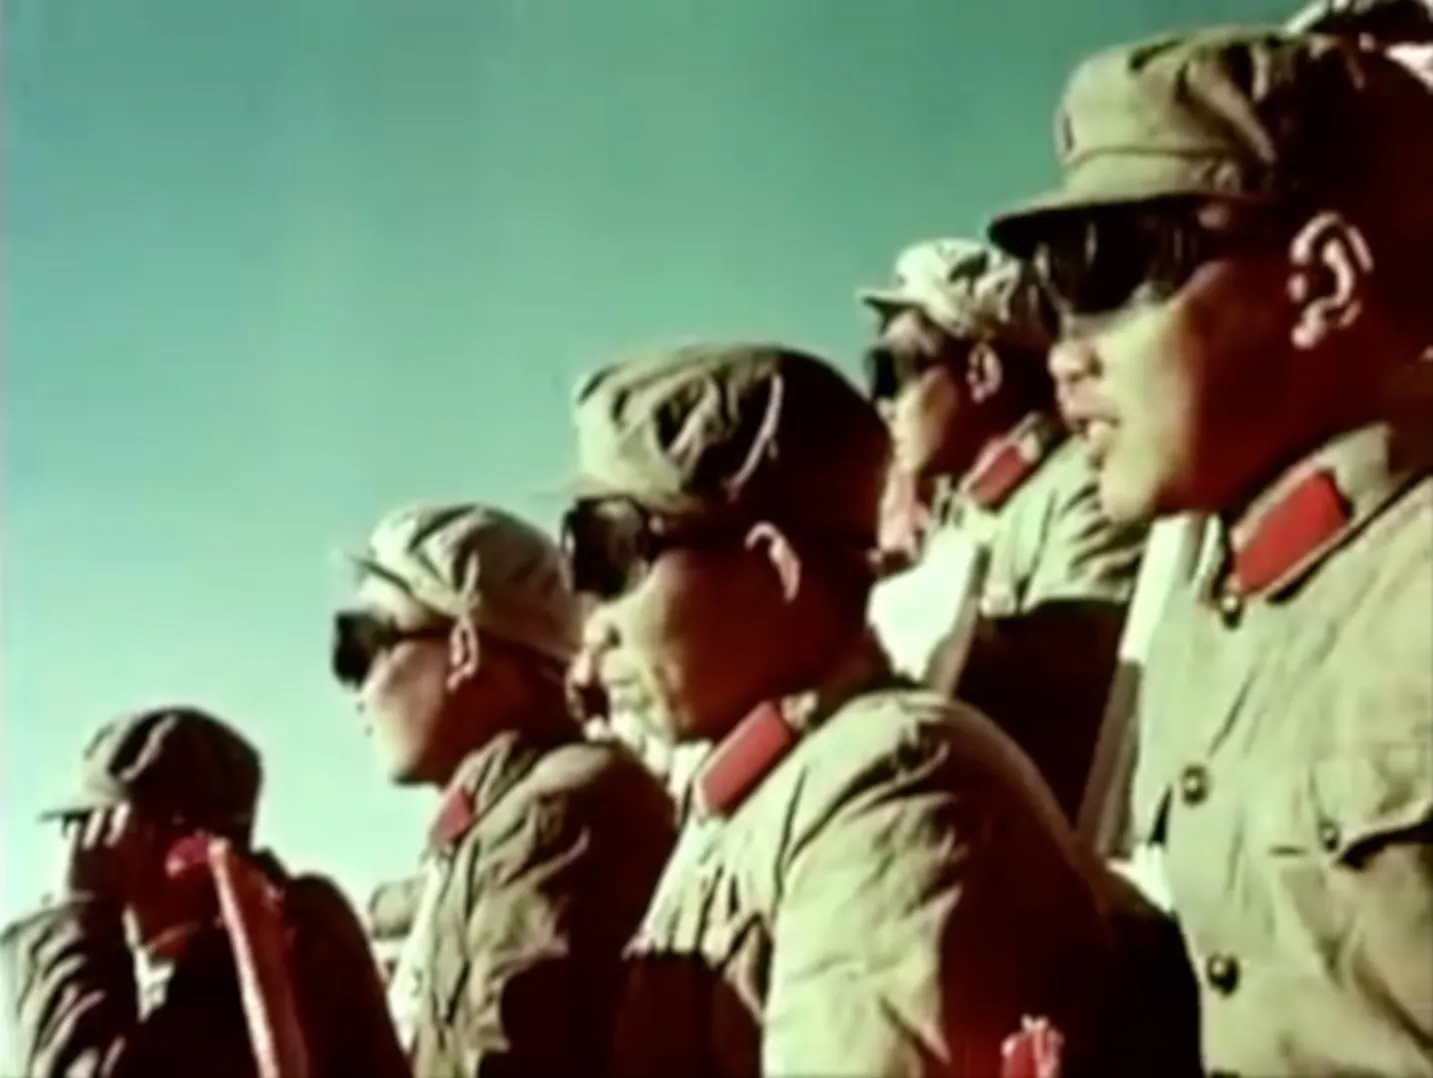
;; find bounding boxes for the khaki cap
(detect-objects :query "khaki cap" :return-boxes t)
[858,239,1054,353]
[349,503,581,668]
[989,27,1433,255]
[41,707,262,832]
[572,343,890,544]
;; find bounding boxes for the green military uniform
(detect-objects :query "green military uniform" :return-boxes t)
[990,28,1433,1077]
[572,343,1198,1078]
[347,504,677,1078]
[864,242,1146,819]
[0,706,409,1078]
[395,727,677,1078]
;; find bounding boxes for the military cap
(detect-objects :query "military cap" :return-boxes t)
[572,343,890,545]
[348,502,582,667]
[989,27,1433,255]
[858,239,1054,354]
[41,706,262,833]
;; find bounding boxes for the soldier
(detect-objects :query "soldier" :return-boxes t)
[0,706,408,1078]
[861,239,1147,820]
[563,342,1198,1078]
[989,26,1433,1077]
[332,502,675,1077]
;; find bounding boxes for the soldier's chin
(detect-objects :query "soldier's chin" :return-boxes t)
[1096,467,1156,527]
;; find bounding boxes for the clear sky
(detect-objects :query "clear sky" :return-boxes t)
[2,0,1289,922]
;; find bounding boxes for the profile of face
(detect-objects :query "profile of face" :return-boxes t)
[571,510,795,745]
[337,575,474,785]
[870,307,1001,481]
[1046,202,1372,523]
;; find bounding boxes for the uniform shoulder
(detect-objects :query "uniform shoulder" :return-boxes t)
[507,737,676,854]
[528,737,671,806]
[789,686,1045,824]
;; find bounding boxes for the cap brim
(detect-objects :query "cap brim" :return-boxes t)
[38,790,120,822]
[856,286,917,314]
[988,156,1276,257]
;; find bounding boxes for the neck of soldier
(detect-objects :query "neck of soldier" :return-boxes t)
[938,387,1045,490]
[1215,337,1417,526]
[719,594,870,739]
[428,674,572,789]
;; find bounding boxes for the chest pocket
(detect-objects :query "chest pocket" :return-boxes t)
[1248,741,1433,975]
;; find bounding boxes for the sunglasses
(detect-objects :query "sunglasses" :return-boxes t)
[864,336,978,404]
[559,498,742,602]
[331,611,451,689]
[1030,202,1288,318]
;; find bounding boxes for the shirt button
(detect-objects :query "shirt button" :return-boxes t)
[1179,764,1211,806]
[1217,590,1243,621]
[1205,953,1241,995]
[1317,819,1341,852]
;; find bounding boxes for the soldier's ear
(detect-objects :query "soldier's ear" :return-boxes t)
[446,618,482,689]
[966,341,1004,404]
[1287,211,1373,351]
[745,522,802,603]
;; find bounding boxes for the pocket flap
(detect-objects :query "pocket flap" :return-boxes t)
[1310,741,1433,863]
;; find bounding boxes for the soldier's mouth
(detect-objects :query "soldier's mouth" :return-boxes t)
[1073,417,1117,465]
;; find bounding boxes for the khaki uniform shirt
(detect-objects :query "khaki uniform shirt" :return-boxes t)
[611,637,1139,1078]
[404,723,675,1078]
[874,413,1147,819]
[1131,408,1433,1077]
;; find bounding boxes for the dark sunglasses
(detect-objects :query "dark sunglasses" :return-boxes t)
[1030,202,1288,318]
[864,349,932,404]
[560,498,741,602]
[864,337,977,404]
[331,611,451,689]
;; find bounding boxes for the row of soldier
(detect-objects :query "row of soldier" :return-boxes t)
[4,5,1431,1077]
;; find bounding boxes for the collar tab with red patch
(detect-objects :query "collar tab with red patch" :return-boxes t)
[692,702,800,819]
[427,783,477,856]
[964,414,1063,511]
[1226,469,1352,598]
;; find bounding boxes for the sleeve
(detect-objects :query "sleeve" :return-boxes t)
[284,875,412,1078]
[760,728,988,1078]
[0,899,149,1078]
[453,770,674,1078]
[1022,464,1146,610]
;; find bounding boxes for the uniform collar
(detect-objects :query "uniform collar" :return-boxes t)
[957,411,1067,513]
[691,632,896,819]
[427,721,576,856]
[1209,368,1433,602]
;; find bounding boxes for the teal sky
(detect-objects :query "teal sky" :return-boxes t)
[2,0,1288,920]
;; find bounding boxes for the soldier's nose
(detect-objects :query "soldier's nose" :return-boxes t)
[1048,335,1100,394]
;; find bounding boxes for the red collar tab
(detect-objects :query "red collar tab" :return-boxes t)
[965,418,1058,511]
[1001,1016,1065,1078]
[1228,469,1351,597]
[693,703,799,818]
[427,784,477,855]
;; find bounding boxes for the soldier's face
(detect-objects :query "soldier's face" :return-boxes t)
[577,543,788,743]
[870,308,978,479]
[1045,202,1298,522]
[347,577,457,784]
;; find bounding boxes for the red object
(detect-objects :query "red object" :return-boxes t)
[164,832,217,879]
[1001,1016,1065,1078]
[967,438,1037,510]
[694,703,797,817]
[427,785,476,854]
[1231,470,1349,595]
